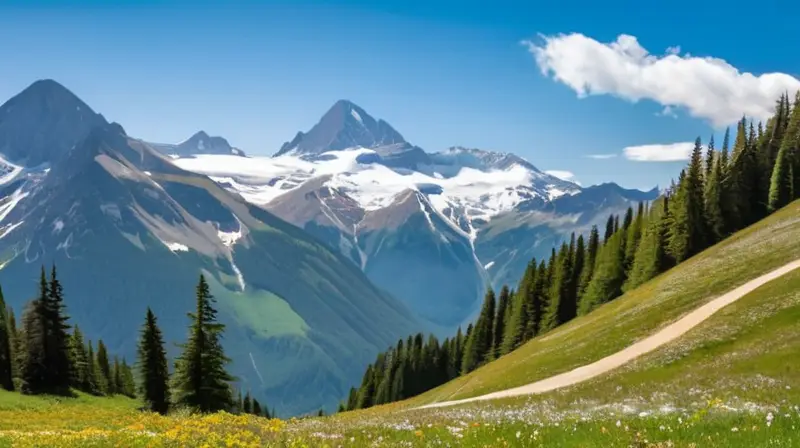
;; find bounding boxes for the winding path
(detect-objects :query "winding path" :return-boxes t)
[418,259,800,410]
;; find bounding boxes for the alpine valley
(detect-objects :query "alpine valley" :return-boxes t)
[0,80,656,415]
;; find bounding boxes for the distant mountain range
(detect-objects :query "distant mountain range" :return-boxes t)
[0,80,420,416]
[173,99,659,331]
[0,80,657,415]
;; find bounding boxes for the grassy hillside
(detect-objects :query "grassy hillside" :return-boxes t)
[405,199,800,405]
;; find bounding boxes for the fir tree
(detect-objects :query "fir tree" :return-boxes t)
[137,307,170,413]
[461,289,495,374]
[172,274,236,413]
[21,270,49,394]
[501,262,534,354]
[96,340,112,394]
[668,137,708,262]
[243,391,253,414]
[44,265,72,394]
[86,340,99,395]
[704,148,726,242]
[577,226,600,298]
[603,215,615,242]
[768,144,793,211]
[542,241,576,330]
[69,325,90,392]
[0,287,13,391]
[253,398,263,417]
[580,231,626,314]
[491,286,510,359]
[7,307,21,381]
[623,204,644,272]
[625,197,673,290]
[705,135,715,179]
[120,358,136,398]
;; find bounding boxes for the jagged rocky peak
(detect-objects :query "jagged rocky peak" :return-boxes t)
[149,130,246,157]
[275,99,406,156]
[0,79,107,166]
[432,146,541,172]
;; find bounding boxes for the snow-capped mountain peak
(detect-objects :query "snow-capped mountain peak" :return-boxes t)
[274,100,406,156]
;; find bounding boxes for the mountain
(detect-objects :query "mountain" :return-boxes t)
[172,100,657,332]
[0,81,421,416]
[275,100,406,156]
[149,131,246,158]
[0,79,106,167]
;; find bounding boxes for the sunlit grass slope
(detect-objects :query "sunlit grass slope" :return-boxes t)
[406,199,800,406]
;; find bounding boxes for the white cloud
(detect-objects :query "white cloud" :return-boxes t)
[523,33,800,127]
[545,170,581,185]
[586,153,617,160]
[623,142,694,162]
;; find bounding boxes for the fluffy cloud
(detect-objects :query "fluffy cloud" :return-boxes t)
[586,153,617,160]
[545,169,581,185]
[623,142,694,162]
[523,33,800,127]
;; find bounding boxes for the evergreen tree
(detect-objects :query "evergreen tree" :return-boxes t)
[253,398,263,417]
[577,226,600,298]
[491,286,510,359]
[580,230,626,314]
[120,358,136,398]
[172,274,236,413]
[768,144,793,211]
[0,288,13,391]
[603,215,615,242]
[69,325,90,392]
[137,307,170,413]
[346,387,358,411]
[21,270,49,394]
[668,137,708,262]
[243,391,253,414]
[86,340,100,395]
[96,340,112,394]
[461,289,495,374]
[625,197,673,290]
[501,262,535,354]
[44,265,72,394]
[542,241,576,330]
[704,148,725,243]
[623,204,644,272]
[705,135,715,179]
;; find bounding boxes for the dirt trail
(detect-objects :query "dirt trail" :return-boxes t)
[418,259,800,410]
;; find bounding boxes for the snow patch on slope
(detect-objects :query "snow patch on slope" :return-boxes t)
[0,189,29,224]
[164,241,189,252]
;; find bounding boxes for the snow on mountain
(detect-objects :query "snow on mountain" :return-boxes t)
[173,147,579,231]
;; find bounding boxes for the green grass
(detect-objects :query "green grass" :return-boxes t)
[205,270,309,339]
[405,200,800,405]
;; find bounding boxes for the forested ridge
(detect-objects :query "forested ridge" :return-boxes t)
[344,91,800,412]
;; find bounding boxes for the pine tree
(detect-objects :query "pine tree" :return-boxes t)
[668,137,708,262]
[491,286,510,359]
[120,358,136,398]
[580,230,626,314]
[705,135,715,179]
[704,148,725,243]
[623,204,644,272]
[253,398,263,417]
[137,307,170,413]
[542,241,576,330]
[501,262,535,354]
[69,325,90,392]
[768,144,793,211]
[461,289,495,374]
[604,215,615,242]
[46,266,72,394]
[96,340,112,394]
[346,387,358,411]
[0,287,13,391]
[172,274,236,413]
[243,391,253,414]
[86,340,99,395]
[625,197,673,290]
[21,270,49,394]
[577,226,600,299]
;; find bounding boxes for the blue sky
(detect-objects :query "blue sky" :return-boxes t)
[1,0,799,190]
